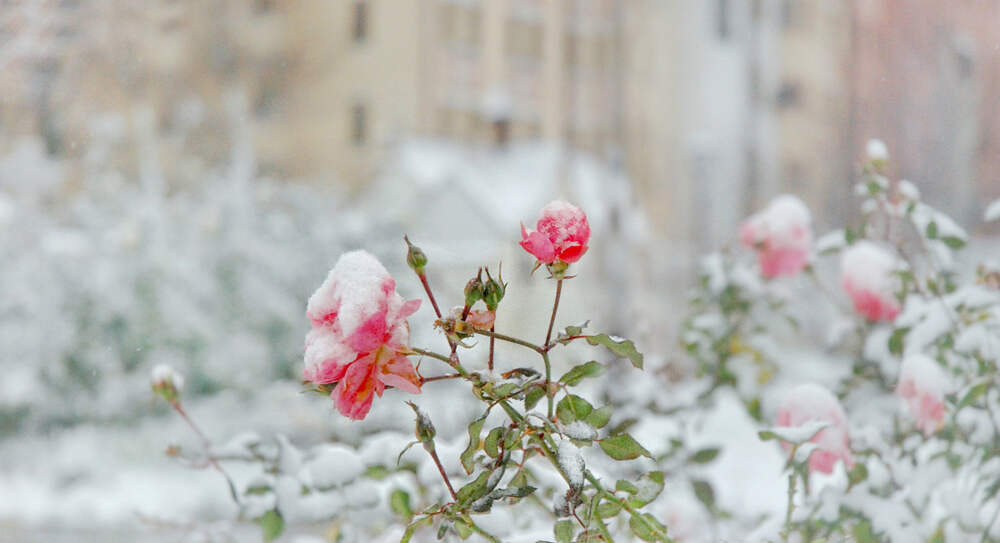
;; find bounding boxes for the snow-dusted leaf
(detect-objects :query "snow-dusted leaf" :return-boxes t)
[460,414,487,474]
[254,509,284,542]
[758,420,829,445]
[557,394,593,424]
[554,519,575,543]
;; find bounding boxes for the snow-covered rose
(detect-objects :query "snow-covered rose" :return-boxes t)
[776,383,854,475]
[840,241,901,322]
[739,195,813,279]
[304,250,422,420]
[520,200,590,265]
[896,354,949,436]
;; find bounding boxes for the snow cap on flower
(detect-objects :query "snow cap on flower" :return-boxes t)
[776,383,854,475]
[304,250,422,420]
[151,364,184,402]
[739,195,813,279]
[520,200,590,265]
[840,241,901,322]
[897,354,949,436]
[866,139,889,162]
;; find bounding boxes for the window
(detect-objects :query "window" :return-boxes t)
[352,1,368,43]
[351,103,367,146]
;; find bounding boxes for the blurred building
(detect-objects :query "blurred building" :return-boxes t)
[1,0,998,236]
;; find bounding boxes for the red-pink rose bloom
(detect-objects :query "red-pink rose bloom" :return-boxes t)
[840,241,901,322]
[304,250,422,420]
[520,200,590,265]
[776,383,855,475]
[896,354,948,436]
[739,195,813,279]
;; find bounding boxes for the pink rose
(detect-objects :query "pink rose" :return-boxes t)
[840,241,901,322]
[304,250,422,420]
[776,383,855,475]
[739,195,813,279]
[520,200,590,265]
[896,354,948,436]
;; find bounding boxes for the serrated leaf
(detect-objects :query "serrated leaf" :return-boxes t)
[484,427,503,458]
[559,361,605,386]
[586,334,644,369]
[460,414,487,474]
[456,471,491,506]
[599,433,651,460]
[688,447,720,464]
[391,489,413,520]
[585,406,613,429]
[255,509,284,542]
[692,479,715,508]
[525,386,546,411]
[557,394,594,424]
[554,519,576,543]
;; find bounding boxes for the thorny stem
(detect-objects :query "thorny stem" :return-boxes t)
[427,446,458,501]
[170,401,240,507]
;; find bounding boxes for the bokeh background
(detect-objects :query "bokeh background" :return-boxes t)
[1,1,999,541]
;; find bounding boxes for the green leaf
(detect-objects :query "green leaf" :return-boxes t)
[557,394,594,424]
[484,427,503,459]
[926,221,938,239]
[453,519,473,539]
[941,236,966,249]
[245,481,272,495]
[627,471,665,508]
[599,433,651,461]
[691,479,715,508]
[848,463,868,488]
[888,327,908,356]
[585,406,613,429]
[852,520,876,543]
[524,386,546,411]
[559,361,605,386]
[616,479,639,494]
[456,471,491,506]
[255,509,284,542]
[586,334,644,369]
[390,489,413,520]
[460,414,487,474]
[558,321,590,343]
[958,382,990,409]
[757,420,828,445]
[629,513,669,542]
[596,499,622,518]
[401,516,434,543]
[688,447,720,464]
[554,519,576,543]
[845,227,857,244]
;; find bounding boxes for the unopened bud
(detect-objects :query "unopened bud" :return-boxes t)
[404,236,428,274]
[483,266,506,311]
[406,402,436,451]
[151,364,184,403]
[464,268,485,307]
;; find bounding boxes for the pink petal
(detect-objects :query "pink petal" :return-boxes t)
[334,360,378,420]
[520,224,556,263]
[347,306,389,352]
[557,242,588,264]
[375,355,422,394]
[399,298,422,320]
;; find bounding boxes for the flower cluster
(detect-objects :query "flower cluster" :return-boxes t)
[519,200,591,269]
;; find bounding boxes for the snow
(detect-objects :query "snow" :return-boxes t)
[150,364,184,391]
[306,250,393,335]
[840,240,899,292]
[866,139,889,161]
[556,439,585,489]
[301,445,365,490]
[985,199,1000,222]
[563,420,598,441]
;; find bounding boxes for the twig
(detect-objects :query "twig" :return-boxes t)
[170,401,240,507]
